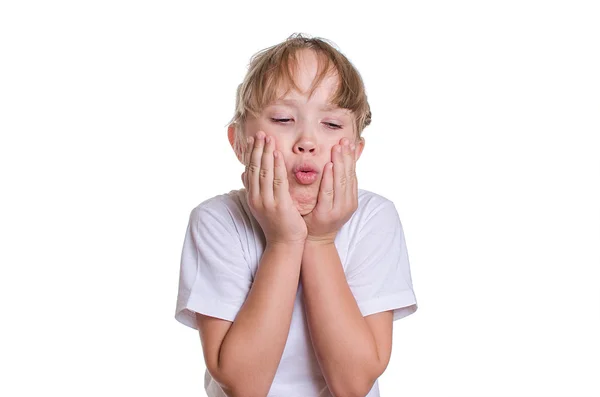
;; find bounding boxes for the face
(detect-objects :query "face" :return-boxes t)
[231,49,365,215]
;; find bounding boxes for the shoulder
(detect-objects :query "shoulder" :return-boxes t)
[188,189,249,230]
[338,189,401,244]
[343,189,406,244]
[355,189,398,221]
[357,188,394,208]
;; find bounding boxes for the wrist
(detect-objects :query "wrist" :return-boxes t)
[265,239,306,250]
[305,233,337,246]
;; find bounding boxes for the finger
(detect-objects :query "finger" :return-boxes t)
[243,138,251,191]
[248,131,265,203]
[260,134,275,206]
[342,139,354,191]
[350,142,358,203]
[272,149,290,203]
[332,143,345,209]
[344,139,355,178]
[242,138,250,167]
[343,140,357,202]
[317,161,334,211]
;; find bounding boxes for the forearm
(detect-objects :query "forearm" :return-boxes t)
[218,242,304,397]
[301,240,379,397]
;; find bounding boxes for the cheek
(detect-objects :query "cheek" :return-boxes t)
[243,118,266,137]
[323,140,339,158]
[246,119,284,143]
[280,153,294,174]
[270,133,292,153]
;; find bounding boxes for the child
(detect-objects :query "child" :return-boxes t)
[175,34,417,397]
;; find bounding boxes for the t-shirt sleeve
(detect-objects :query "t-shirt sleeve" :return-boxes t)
[345,200,417,321]
[175,206,253,330]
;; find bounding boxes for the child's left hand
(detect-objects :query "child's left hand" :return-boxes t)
[303,137,359,244]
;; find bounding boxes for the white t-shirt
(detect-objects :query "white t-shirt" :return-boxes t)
[175,188,417,397]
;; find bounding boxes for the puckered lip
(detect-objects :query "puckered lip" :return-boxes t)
[292,161,320,174]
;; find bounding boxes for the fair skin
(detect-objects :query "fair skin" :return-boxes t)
[229,49,365,220]
[221,49,393,396]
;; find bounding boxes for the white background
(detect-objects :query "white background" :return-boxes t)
[1,1,599,396]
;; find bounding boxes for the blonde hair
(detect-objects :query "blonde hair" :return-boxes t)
[230,33,372,157]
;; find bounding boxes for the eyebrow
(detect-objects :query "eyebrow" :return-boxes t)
[272,99,299,107]
[272,98,344,112]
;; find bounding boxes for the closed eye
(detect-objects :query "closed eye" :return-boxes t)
[324,122,342,129]
[271,118,293,123]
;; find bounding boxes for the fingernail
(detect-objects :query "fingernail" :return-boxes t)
[336,145,342,152]
[266,136,271,144]
[247,137,252,144]
[350,144,355,151]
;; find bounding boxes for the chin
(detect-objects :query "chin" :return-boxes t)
[290,186,318,215]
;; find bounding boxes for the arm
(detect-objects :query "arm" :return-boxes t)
[200,130,308,396]
[199,241,304,397]
[298,139,392,396]
[301,240,388,397]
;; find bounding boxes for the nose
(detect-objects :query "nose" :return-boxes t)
[294,142,316,154]
[293,133,317,154]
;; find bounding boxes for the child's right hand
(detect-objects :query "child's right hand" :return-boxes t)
[242,130,307,246]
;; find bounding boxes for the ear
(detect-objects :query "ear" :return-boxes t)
[228,124,244,165]
[354,137,366,162]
